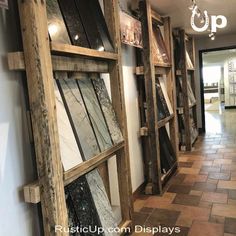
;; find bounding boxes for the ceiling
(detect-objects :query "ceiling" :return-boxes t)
[149,0,236,37]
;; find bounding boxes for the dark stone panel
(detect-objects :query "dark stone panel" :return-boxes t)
[58,0,89,47]
[46,0,71,44]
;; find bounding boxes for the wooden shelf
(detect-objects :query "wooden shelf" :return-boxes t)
[154,62,172,68]
[51,42,118,60]
[136,65,169,76]
[174,29,198,152]
[157,114,174,128]
[14,0,133,233]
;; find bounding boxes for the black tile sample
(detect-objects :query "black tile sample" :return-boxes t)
[159,126,177,174]
[58,0,89,47]
[75,0,113,52]
[92,77,123,144]
[57,78,100,160]
[77,76,113,151]
[46,0,71,44]
[87,0,113,51]
[156,77,170,121]
[65,176,104,236]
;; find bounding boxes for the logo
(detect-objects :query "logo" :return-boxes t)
[191,10,227,33]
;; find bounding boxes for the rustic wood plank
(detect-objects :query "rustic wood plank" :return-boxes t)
[8,52,109,73]
[18,0,68,235]
[51,42,118,60]
[163,17,179,157]
[136,65,168,75]
[104,0,133,222]
[151,9,163,25]
[139,0,162,194]
[157,114,174,129]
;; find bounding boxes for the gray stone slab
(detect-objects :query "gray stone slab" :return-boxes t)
[92,77,123,144]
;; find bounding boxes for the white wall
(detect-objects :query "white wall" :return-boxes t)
[195,33,236,128]
[0,4,40,236]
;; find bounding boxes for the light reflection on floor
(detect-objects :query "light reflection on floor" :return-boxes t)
[205,109,236,135]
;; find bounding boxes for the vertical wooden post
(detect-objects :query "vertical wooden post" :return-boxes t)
[139,0,162,194]
[180,30,192,151]
[103,0,133,222]
[18,0,68,235]
[163,17,179,156]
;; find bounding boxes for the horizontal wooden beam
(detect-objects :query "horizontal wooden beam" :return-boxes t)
[151,10,163,25]
[23,141,124,204]
[136,65,169,75]
[8,52,109,73]
[64,141,124,185]
[157,114,174,129]
[51,42,118,60]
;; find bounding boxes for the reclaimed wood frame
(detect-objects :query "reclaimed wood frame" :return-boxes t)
[174,29,198,151]
[136,0,178,195]
[8,0,133,235]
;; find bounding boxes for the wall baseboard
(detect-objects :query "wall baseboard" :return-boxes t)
[225,106,236,109]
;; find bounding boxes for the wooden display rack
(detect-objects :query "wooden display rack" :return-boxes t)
[136,0,178,195]
[8,0,133,235]
[174,29,198,151]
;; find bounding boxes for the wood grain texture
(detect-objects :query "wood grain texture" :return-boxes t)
[139,0,162,194]
[8,52,109,73]
[104,0,133,223]
[18,0,68,235]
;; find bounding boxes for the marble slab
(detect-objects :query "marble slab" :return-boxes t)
[92,77,123,144]
[46,0,71,44]
[57,78,99,160]
[75,0,104,51]
[58,0,89,47]
[54,81,83,171]
[77,76,113,151]
[86,170,118,236]
[65,175,104,236]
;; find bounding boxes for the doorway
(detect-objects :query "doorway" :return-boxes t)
[200,47,236,133]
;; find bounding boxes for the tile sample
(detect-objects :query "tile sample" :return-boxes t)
[75,0,104,51]
[218,181,236,190]
[65,176,104,236]
[57,78,99,160]
[86,170,118,236]
[92,77,124,144]
[46,0,71,44]
[54,81,83,170]
[167,184,192,194]
[201,192,228,204]
[77,76,113,151]
[58,0,90,47]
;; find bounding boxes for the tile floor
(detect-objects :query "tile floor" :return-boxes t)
[132,110,236,235]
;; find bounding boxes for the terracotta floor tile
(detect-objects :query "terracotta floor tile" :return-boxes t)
[229,190,236,200]
[190,190,203,196]
[224,233,236,236]
[179,167,200,175]
[178,162,193,168]
[188,221,224,236]
[213,159,232,166]
[207,179,219,184]
[140,207,154,214]
[173,194,201,206]
[134,199,146,212]
[183,174,208,184]
[145,193,176,208]
[133,212,150,226]
[231,173,236,181]
[212,204,236,218]
[200,166,221,173]
[201,192,228,204]
[218,181,236,190]
[193,182,217,192]
[225,218,236,234]
[198,200,213,209]
[221,165,236,171]
[209,172,231,180]
[209,215,225,224]
[167,184,192,194]
[146,208,180,226]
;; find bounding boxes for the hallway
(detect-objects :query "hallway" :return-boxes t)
[133,110,236,236]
